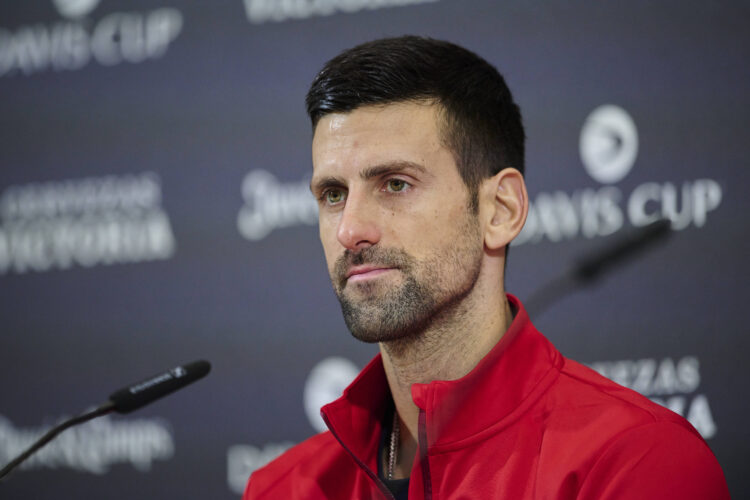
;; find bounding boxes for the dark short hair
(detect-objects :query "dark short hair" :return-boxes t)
[306,36,525,209]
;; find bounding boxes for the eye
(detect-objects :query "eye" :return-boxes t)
[385,179,410,193]
[323,189,346,205]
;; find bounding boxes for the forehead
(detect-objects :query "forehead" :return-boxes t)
[311,102,448,174]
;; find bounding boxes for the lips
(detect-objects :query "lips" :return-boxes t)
[345,265,396,282]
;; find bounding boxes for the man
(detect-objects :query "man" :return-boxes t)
[244,36,729,499]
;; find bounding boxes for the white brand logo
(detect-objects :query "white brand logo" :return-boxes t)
[513,103,723,246]
[237,170,318,242]
[0,414,174,474]
[244,0,438,24]
[52,0,101,19]
[304,357,359,433]
[227,442,294,493]
[0,3,183,77]
[0,172,176,275]
[580,105,639,184]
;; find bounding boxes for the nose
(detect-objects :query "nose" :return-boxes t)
[336,192,381,250]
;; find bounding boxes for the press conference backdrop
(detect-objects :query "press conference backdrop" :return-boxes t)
[1,1,747,498]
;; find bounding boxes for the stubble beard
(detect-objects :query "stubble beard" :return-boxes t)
[331,214,483,344]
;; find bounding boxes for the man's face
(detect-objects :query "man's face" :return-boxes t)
[311,102,485,343]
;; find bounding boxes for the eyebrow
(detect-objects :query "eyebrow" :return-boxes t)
[310,160,428,194]
[360,161,427,180]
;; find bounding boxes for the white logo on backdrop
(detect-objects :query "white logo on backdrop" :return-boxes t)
[237,170,318,241]
[590,356,717,439]
[52,0,100,19]
[0,414,174,474]
[0,172,176,275]
[244,0,438,24]
[304,356,359,433]
[227,442,295,494]
[514,103,723,246]
[580,105,639,185]
[0,2,183,77]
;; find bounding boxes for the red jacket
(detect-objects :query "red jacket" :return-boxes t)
[245,295,729,499]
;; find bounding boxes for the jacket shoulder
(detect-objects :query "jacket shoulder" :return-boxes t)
[558,357,696,430]
[578,419,729,498]
[548,359,728,497]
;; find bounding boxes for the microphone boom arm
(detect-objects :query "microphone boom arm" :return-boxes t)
[0,402,114,481]
[0,359,210,482]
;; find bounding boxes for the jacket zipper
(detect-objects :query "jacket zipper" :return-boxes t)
[322,413,396,500]
[418,409,432,500]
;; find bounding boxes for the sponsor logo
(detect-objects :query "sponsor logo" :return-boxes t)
[227,442,295,494]
[0,414,174,474]
[580,105,638,185]
[52,0,100,19]
[0,1,183,77]
[244,0,438,24]
[304,356,359,433]
[237,170,318,242]
[514,104,723,246]
[0,172,176,275]
[590,356,717,439]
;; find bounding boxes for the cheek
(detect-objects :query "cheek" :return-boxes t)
[413,208,477,258]
[404,206,459,242]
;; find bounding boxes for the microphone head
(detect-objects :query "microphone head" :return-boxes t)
[108,360,211,414]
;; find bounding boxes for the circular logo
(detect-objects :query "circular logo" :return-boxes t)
[52,0,100,19]
[303,357,359,433]
[579,105,639,184]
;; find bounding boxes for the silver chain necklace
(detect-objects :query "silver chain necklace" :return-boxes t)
[387,410,400,480]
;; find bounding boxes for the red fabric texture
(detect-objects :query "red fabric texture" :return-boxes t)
[244,295,729,499]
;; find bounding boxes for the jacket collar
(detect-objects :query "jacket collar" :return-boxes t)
[321,294,562,461]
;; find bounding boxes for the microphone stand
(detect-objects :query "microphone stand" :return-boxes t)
[0,359,209,482]
[525,219,672,318]
[0,402,115,481]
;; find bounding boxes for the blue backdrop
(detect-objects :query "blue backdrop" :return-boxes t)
[1,1,747,498]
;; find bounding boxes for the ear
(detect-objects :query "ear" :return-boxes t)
[480,168,528,251]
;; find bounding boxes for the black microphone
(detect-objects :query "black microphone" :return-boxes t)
[108,360,211,414]
[0,360,211,481]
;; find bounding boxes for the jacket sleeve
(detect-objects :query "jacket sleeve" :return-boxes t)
[577,421,730,499]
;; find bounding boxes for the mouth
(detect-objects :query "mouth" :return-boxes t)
[345,265,397,283]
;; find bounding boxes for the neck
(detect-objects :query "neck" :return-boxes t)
[378,268,512,479]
